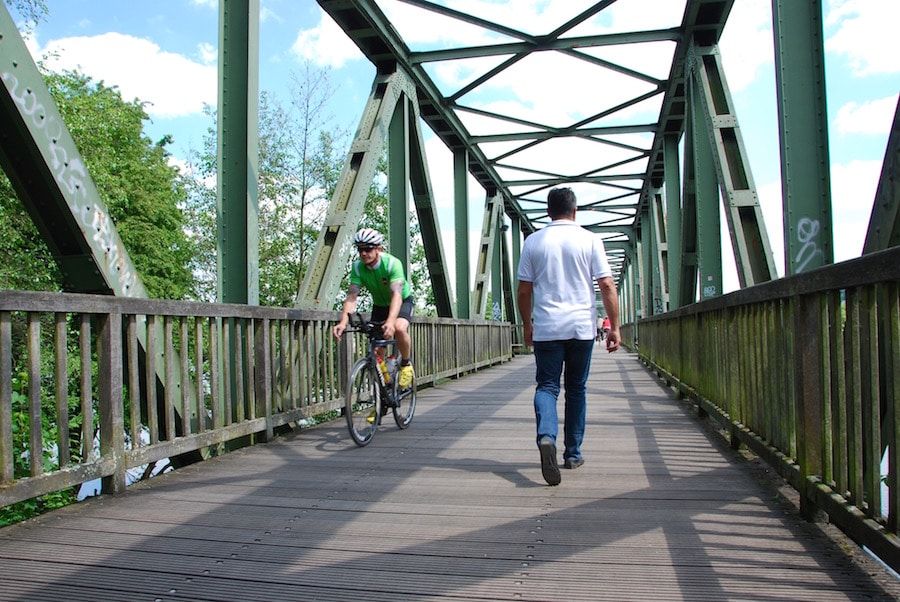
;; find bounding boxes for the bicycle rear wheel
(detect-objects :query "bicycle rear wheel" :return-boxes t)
[392,371,416,429]
[346,358,379,446]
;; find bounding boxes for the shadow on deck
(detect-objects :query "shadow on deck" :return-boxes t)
[1,351,898,601]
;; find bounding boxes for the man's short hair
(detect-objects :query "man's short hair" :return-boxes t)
[547,187,577,218]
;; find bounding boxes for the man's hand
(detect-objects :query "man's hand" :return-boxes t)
[381,319,396,340]
[605,328,621,353]
[522,323,533,347]
[332,322,347,340]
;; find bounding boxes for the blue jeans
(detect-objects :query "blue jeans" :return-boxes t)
[532,339,594,461]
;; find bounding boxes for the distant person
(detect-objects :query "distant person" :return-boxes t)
[602,315,611,341]
[332,228,415,389]
[516,187,620,486]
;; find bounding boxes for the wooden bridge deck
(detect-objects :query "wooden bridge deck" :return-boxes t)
[1,351,898,601]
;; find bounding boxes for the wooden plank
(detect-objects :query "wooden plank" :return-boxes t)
[1,352,898,602]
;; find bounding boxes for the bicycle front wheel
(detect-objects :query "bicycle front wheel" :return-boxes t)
[392,371,416,429]
[346,358,379,446]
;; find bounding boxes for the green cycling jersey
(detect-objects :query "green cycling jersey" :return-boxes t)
[350,252,411,306]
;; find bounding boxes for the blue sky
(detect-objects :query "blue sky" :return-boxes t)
[7,0,899,293]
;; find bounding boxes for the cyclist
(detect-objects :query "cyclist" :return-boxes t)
[332,228,415,389]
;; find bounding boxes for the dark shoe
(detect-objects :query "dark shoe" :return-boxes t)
[538,436,561,486]
[564,457,584,469]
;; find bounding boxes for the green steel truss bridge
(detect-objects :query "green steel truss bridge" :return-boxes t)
[1,0,899,592]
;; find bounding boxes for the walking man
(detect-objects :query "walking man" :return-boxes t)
[516,187,620,486]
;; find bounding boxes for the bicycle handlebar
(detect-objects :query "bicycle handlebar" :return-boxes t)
[345,313,393,343]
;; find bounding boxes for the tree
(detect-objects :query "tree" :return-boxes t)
[0,68,196,299]
[183,66,352,307]
[3,0,48,29]
[44,69,196,299]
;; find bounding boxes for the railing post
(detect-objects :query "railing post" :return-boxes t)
[793,293,825,519]
[338,327,353,401]
[99,312,126,495]
[254,318,273,442]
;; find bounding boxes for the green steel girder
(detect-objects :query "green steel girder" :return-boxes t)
[663,134,683,309]
[772,0,834,275]
[0,4,146,298]
[217,0,260,305]
[678,93,700,307]
[296,69,410,310]
[690,71,723,301]
[453,149,471,318]
[317,0,739,299]
[388,97,411,269]
[499,228,516,324]
[405,90,454,317]
[296,67,452,315]
[687,44,776,287]
[509,212,522,326]
[649,190,669,315]
[862,96,900,254]
[472,193,503,318]
[491,219,502,321]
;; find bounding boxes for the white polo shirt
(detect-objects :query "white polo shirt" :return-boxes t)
[517,220,612,341]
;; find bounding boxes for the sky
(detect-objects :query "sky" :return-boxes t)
[5,0,899,295]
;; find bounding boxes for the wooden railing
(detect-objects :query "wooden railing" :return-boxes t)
[0,290,513,509]
[632,246,900,574]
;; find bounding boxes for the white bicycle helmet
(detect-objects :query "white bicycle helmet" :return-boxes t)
[354,228,384,246]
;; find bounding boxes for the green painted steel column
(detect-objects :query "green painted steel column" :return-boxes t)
[862,97,900,254]
[454,149,471,319]
[389,96,410,269]
[217,0,259,305]
[664,134,683,309]
[690,76,722,300]
[491,217,502,320]
[649,191,667,314]
[640,211,653,317]
[510,212,522,324]
[772,0,833,274]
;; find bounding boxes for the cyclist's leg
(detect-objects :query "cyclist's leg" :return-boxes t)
[394,298,415,388]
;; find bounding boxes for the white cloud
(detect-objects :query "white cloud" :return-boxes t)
[38,33,216,118]
[197,42,217,66]
[834,94,899,136]
[291,12,362,69]
[825,0,900,76]
[830,159,880,260]
[719,0,773,93]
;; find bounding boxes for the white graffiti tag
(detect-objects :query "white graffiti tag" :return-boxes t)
[795,217,824,273]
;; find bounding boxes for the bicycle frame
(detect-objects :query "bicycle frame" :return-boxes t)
[344,313,416,446]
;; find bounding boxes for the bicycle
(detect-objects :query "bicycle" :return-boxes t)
[343,312,416,446]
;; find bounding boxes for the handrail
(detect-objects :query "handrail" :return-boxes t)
[632,246,900,574]
[0,291,513,510]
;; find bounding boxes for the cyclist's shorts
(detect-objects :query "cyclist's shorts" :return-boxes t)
[372,296,414,324]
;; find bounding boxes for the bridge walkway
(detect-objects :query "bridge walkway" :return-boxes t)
[1,351,898,601]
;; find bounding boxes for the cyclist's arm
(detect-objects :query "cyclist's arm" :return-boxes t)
[332,283,361,340]
[381,281,404,339]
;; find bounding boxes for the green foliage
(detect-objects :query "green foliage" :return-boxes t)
[44,70,196,299]
[3,0,48,29]
[0,68,196,299]
[0,325,86,527]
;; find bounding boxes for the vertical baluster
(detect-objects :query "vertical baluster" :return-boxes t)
[79,314,94,463]
[54,313,69,469]
[0,311,12,484]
